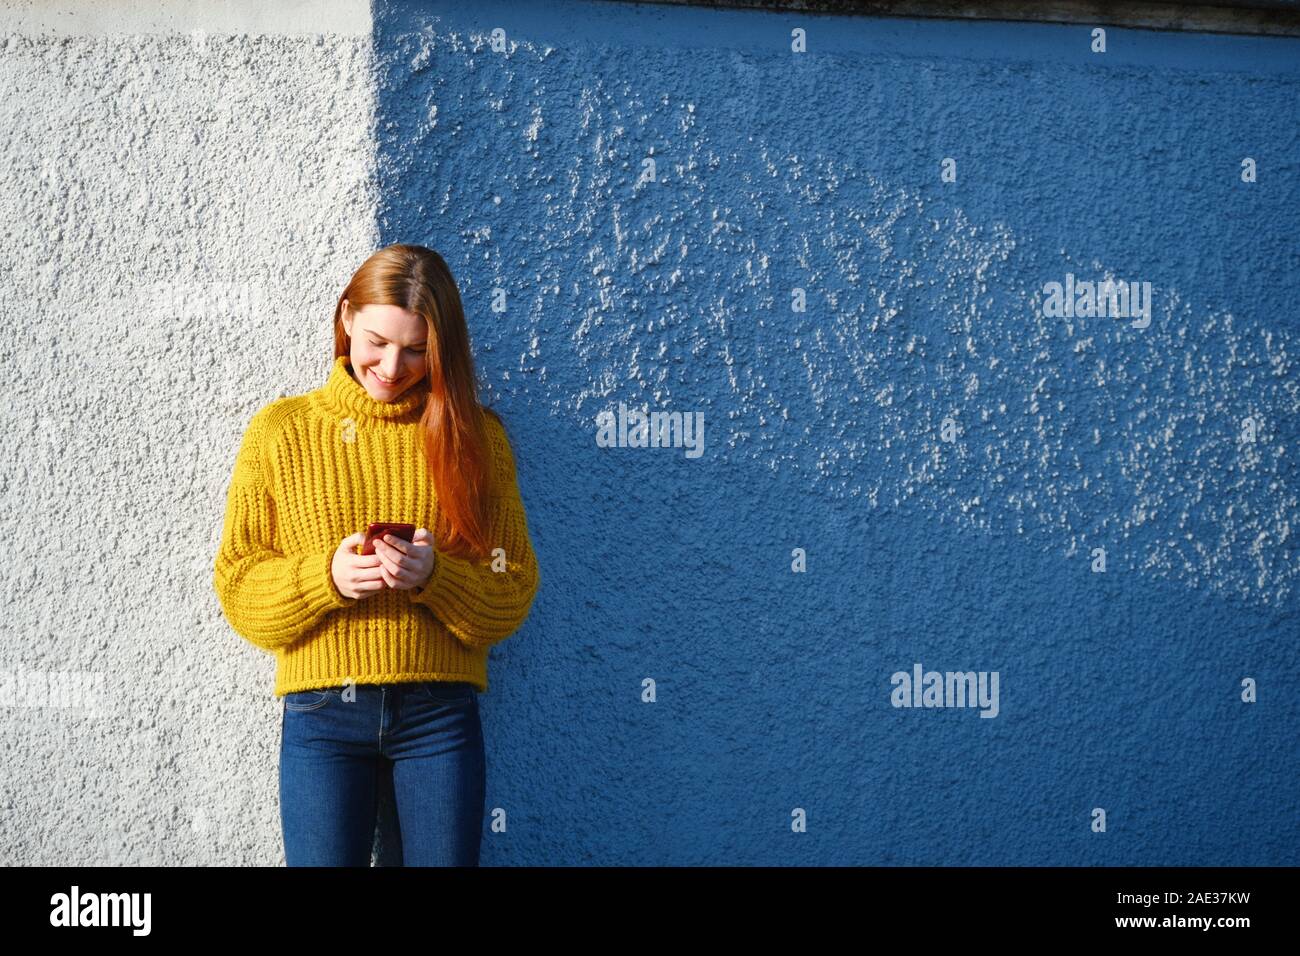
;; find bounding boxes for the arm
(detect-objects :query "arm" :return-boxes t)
[410,415,541,649]
[212,404,351,652]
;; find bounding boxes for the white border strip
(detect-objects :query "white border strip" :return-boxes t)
[0,0,371,36]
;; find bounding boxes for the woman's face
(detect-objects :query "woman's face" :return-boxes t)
[341,301,429,402]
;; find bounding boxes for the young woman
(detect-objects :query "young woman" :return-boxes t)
[213,243,540,866]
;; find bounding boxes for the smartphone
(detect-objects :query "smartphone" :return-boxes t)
[357,522,416,555]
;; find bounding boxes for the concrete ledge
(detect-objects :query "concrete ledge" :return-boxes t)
[617,0,1300,36]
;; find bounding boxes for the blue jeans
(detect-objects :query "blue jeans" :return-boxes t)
[279,680,485,866]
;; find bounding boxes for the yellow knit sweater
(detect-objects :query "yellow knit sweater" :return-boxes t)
[213,355,540,697]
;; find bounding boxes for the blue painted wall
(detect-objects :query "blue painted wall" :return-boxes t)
[372,0,1299,864]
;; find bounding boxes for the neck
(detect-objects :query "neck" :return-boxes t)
[314,355,427,423]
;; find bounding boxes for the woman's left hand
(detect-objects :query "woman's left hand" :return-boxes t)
[374,527,436,590]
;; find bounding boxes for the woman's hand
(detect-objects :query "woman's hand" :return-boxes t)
[331,532,386,600]
[374,527,436,591]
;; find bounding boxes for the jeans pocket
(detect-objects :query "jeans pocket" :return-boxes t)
[413,680,476,705]
[284,689,332,712]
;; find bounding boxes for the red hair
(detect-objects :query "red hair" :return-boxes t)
[332,244,497,560]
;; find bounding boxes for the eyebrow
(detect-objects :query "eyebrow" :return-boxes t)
[365,332,427,348]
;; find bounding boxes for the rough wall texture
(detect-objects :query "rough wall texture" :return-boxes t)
[0,2,378,864]
[1,0,1296,866]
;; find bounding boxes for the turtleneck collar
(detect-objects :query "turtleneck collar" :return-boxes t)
[313,355,428,422]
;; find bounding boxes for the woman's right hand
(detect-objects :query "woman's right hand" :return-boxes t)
[331,532,387,600]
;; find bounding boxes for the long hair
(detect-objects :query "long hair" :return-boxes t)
[332,244,496,560]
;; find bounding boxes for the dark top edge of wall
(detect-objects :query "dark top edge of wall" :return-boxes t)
[603,0,1300,38]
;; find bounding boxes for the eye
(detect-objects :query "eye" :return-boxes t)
[369,337,423,354]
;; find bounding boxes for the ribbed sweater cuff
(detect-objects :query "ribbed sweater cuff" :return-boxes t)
[411,548,525,648]
[297,549,352,617]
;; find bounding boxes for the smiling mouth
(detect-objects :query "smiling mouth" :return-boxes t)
[370,369,401,386]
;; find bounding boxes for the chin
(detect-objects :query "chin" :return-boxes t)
[364,366,406,391]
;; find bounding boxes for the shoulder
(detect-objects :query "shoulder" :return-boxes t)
[481,405,505,435]
[242,395,314,460]
[479,407,520,486]
[480,405,510,455]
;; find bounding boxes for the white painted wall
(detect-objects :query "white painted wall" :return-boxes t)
[0,0,378,864]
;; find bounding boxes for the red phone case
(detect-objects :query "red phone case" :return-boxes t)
[358,522,416,555]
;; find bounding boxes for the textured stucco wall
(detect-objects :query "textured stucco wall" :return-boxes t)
[370,0,1298,865]
[0,1,378,864]
[2,0,1297,866]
